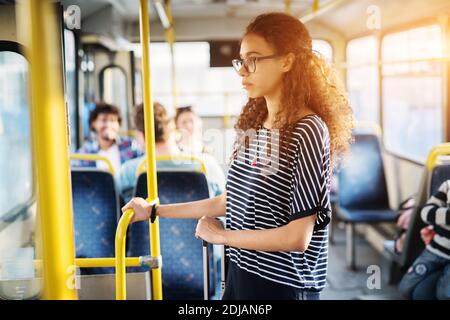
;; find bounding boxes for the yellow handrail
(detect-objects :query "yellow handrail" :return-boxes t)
[165,0,178,111]
[136,155,208,176]
[284,0,292,15]
[70,153,115,175]
[426,143,450,170]
[76,257,140,268]
[34,257,142,270]
[114,196,159,300]
[141,0,163,300]
[16,0,77,299]
[111,0,164,301]
[115,209,135,300]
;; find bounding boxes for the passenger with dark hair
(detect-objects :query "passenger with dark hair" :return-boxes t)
[75,102,143,173]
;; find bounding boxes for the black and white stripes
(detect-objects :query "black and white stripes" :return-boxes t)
[421,180,450,259]
[225,114,331,290]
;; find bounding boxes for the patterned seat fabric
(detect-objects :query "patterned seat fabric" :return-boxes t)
[71,169,119,275]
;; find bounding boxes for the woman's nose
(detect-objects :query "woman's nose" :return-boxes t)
[238,65,249,77]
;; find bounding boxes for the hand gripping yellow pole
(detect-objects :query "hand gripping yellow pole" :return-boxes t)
[139,0,163,300]
[16,0,77,299]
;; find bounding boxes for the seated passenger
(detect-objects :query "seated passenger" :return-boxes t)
[74,102,143,173]
[175,105,209,154]
[117,102,225,203]
[399,180,450,300]
[175,105,226,195]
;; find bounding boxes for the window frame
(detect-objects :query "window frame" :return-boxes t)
[62,28,81,151]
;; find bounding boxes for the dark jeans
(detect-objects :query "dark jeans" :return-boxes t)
[399,249,450,300]
[222,262,320,300]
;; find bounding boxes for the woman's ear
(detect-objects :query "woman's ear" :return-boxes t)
[281,53,296,72]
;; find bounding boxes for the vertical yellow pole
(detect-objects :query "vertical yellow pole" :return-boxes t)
[139,0,163,300]
[165,0,177,112]
[16,0,77,300]
[284,0,292,15]
[313,0,320,13]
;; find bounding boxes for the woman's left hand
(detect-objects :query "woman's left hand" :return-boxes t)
[195,216,226,245]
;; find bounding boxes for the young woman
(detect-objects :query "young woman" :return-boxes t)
[122,12,353,300]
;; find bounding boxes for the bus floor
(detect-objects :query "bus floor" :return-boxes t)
[322,220,404,300]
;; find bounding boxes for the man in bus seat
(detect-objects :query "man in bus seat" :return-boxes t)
[74,102,143,173]
[117,102,225,204]
[399,180,450,300]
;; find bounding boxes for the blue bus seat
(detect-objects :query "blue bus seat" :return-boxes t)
[127,171,216,300]
[336,133,398,269]
[71,169,120,275]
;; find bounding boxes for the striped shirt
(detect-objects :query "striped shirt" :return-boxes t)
[225,114,331,291]
[421,180,450,259]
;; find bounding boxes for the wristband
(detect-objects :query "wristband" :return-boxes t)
[150,203,158,223]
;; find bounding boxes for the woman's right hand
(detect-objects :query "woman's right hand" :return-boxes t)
[122,197,153,223]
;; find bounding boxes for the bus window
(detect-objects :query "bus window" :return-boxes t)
[101,66,129,130]
[64,29,77,151]
[0,50,38,299]
[312,39,333,62]
[382,25,444,162]
[0,51,32,216]
[147,42,245,116]
[346,36,379,124]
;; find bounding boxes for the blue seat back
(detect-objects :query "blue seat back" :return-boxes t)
[430,164,450,195]
[71,169,119,274]
[127,171,214,300]
[338,133,390,210]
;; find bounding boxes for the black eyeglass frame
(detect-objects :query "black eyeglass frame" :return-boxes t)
[232,54,280,74]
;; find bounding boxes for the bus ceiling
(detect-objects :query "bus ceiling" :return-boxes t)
[59,0,450,43]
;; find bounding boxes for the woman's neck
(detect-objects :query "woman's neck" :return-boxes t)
[263,87,315,129]
[263,88,282,129]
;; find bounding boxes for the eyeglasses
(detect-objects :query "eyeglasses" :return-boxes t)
[232,55,279,74]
